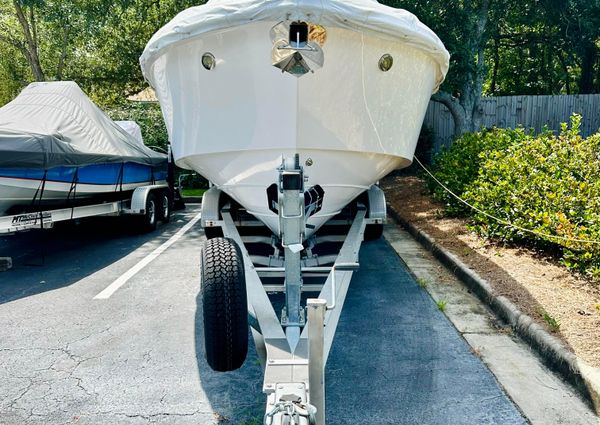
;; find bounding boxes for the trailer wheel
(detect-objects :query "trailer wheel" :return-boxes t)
[364,223,383,241]
[158,191,171,224]
[201,237,248,372]
[137,192,158,233]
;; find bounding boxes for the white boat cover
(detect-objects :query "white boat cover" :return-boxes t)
[116,121,145,146]
[0,82,166,169]
[140,0,450,91]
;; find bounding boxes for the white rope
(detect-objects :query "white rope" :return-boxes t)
[414,156,600,246]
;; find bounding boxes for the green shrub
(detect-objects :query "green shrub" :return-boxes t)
[105,101,169,152]
[462,115,600,279]
[427,127,529,215]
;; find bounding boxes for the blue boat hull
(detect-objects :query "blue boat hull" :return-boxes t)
[0,162,168,215]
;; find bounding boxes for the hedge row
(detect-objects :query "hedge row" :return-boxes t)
[427,115,600,280]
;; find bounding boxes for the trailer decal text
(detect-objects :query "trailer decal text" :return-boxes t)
[11,212,52,227]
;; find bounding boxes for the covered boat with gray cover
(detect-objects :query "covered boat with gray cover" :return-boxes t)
[0,82,167,215]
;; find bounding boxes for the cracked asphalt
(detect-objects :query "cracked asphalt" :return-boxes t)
[0,205,529,424]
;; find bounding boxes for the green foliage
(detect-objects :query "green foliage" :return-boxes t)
[429,115,600,280]
[181,188,207,198]
[383,0,494,96]
[104,101,168,152]
[463,115,600,278]
[541,311,561,332]
[427,127,529,215]
[416,277,429,288]
[0,0,205,106]
[385,0,600,96]
[0,44,27,105]
[436,299,447,312]
[178,172,209,190]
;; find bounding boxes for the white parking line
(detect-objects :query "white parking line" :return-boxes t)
[94,212,202,300]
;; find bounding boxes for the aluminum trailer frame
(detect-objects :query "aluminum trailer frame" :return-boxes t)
[202,156,386,425]
[0,183,169,235]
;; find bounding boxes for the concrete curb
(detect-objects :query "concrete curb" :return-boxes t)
[387,205,600,412]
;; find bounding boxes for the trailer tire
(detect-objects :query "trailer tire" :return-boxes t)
[137,192,158,233]
[364,223,383,241]
[158,191,171,224]
[201,237,248,372]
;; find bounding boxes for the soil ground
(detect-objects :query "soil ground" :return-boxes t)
[382,174,600,368]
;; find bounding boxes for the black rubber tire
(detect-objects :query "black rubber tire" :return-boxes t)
[158,191,171,224]
[201,237,248,372]
[364,223,383,241]
[137,193,158,233]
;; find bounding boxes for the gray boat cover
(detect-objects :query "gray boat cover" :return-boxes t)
[0,82,166,169]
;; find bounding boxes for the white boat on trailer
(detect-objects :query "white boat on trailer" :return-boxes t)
[142,0,449,423]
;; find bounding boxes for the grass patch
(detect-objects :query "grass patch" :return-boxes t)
[181,188,207,197]
[542,311,561,332]
[436,299,447,312]
[416,277,429,288]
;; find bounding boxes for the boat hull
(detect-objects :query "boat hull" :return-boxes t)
[185,149,407,235]
[150,21,439,234]
[0,162,167,216]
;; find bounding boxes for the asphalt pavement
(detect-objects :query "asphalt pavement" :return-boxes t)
[0,205,528,424]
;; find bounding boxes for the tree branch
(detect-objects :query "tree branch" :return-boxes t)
[0,32,27,55]
[56,23,70,80]
[432,91,467,135]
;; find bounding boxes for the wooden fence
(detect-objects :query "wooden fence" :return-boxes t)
[423,94,600,150]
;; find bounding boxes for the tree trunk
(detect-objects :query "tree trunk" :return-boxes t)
[12,1,45,81]
[490,36,500,95]
[56,24,70,81]
[431,0,489,139]
[557,52,571,95]
[578,43,597,94]
[431,91,469,137]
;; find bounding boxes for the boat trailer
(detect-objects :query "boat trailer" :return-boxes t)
[199,155,386,424]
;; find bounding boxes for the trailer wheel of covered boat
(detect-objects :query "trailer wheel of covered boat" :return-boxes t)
[201,237,249,372]
[136,192,158,232]
[158,190,172,224]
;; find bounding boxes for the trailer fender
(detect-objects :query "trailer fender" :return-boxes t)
[366,184,386,221]
[201,187,222,228]
[129,185,169,215]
